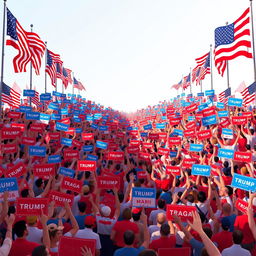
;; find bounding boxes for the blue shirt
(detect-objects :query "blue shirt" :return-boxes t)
[75,214,89,229]
[113,246,145,256]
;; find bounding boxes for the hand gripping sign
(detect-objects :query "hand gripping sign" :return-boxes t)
[132,187,156,208]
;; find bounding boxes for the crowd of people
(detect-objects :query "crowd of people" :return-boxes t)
[0,96,255,256]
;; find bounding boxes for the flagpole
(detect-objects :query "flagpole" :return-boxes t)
[190,67,192,95]
[72,72,74,96]
[44,42,47,93]
[29,24,33,106]
[200,80,202,93]
[0,0,7,117]
[250,0,256,81]
[226,61,230,88]
[210,44,214,90]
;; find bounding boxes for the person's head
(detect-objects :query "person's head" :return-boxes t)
[123,230,135,246]
[197,191,207,203]
[156,212,166,225]
[160,223,170,237]
[223,161,229,168]
[32,245,50,256]
[82,185,90,195]
[233,230,243,244]
[186,194,195,203]
[203,227,213,239]
[132,208,141,221]
[222,203,232,216]
[157,199,166,209]
[219,186,229,197]
[84,216,96,229]
[35,178,44,189]
[100,205,111,217]
[13,220,28,238]
[48,224,64,242]
[201,176,208,185]
[77,201,87,214]
[21,189,29,198]
[213,156,219,163]
[123,208,132,220]
[26,216,38,226]
[138,250,157,256]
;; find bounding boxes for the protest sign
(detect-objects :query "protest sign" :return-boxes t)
[192,164,211,176]
[166,204,196,222]
[0,178,19,202]
[61,176,83,193]
[222,128,233,139]
[97,176,120,190]
[63,150,79,159]
[48,155,61,164]
[16,198,49,216]
[132,187,156,208]
[218,148,234,159]
[59,167,75,178]
[158,248,191,256]
[234,151,252,163]
[49,190,74,206]
[77,160,97,172]
[1,127,22,139]
[107,152,124,161]
[6,162,26,178]
[29,146,46,157]
[189,144,203,152]
[96,140,108,149]
[33,164,55,177]
[166,166,181,176]
[231,174,256,192]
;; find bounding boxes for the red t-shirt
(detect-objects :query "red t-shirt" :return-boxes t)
[112,220,139,247]
[149,236,176,252]
[212,230,233,252]
[9,238,40,256]
[234,214,256,244]
[237,137,247,152]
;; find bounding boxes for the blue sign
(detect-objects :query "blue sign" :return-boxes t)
[40,113,50,121]
[140,132,148,137]
[63,99,71,104]
[60,93,66,98]
[51,114,61,121]
[91,123,98,129]
[161,116,167,120]
[231,173,256,192]
[56,122,69,131]
[73,118,81,123]
[132,187,156,208]
[86,154,98,161]
[52,91,61,97]
[156,123,166,129]
[222,128,233,138]
[188,116,195,121]
[23,89,35,97]
[218,148,234,159]
[59,108,68,115]
[170,151,177,158]
[189,144,204,152]
[75,128,82,133]
[217,102,225,109]
[48,102,59,110]
[96,140,108,150]
[198,104,208,111]
[40,93,52,101]
[48,155,61,163]
[29,146,46,157]
[173,129,183,137]
[0,178,19,202]
[99,125,108,131]
[197,92,204,97]
[143,124,152,130]
[26,112,40,120]
[86,115,93,121]
[205,90,215,96]
[228,98,243,107]
[218,111,229,118]
[94,113,102,120]
[202,115,217,126]
[82,145,94,152]
[61,138,72,147]
[192,164,211,176]
[59,167,75,178]
[19,106,32,112]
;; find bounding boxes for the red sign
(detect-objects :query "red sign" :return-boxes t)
[7,112,21,119]
[142,143,154,150]
[130,131,139,136]
[60,118,70,124]
[61,176,83,193]
[138,152,151,162]
[30,123,44,133]
[148,133,159,140]
[185,103,197,113]
[186,121,196,130]
[72,139,83,149]
[235,199,256,214]
[6,162,26,178]
[16,198,49,216]
[169,118,180,126]
[11,123,25,131]
[33,164,55,177]
[1,128,22,139]
[82,133,94,140]
[168,137,181,145]
[49,190,74,206]
[137,171,148,179]
[195,113,203,120]
[97,176,120,190]
[184,129,196,137]
[2,144,17,154]
[232,116,247,125]
[220,118,230,128]
[183,158,197,168]
[197,129,212,140]
[166,204,196,222]
[21,136,36,145]
[130,140,140,146]
[157,148,170,156]
[202,106,216,117]
[107,152,124,161]
[64,150,79,160]
[166,166,181,175]
[58,237,96,256]
[159,248,190,256]
[242,112,253,118]
[158,132,167,140]
[116,132,125,138]
[77,160,97,171]
[127,146,140,154]
[234,151,252,163]
[49,132,61,141]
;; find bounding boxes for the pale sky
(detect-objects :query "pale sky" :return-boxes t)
[1,0,255,112]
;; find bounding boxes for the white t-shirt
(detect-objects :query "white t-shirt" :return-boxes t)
[27,226,43,244]
[96,214,117,235]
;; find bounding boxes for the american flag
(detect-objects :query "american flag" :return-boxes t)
[182,74,190,90]
[235,81,247,93]
[214,8,252,76]
[195,67,202,85]
[218,87,231,103]
[73,77,85,91]
[198,53,210,81]
[31,88,40,107]
[11,82,21,107]
[241,82,256,105]
[171,80,182,90]
[192,52,210,83]
[2,82,21,107]
[56,62,63,79]
[6,8,45,75]
[46,49,62,87]
[62,67,72,89]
